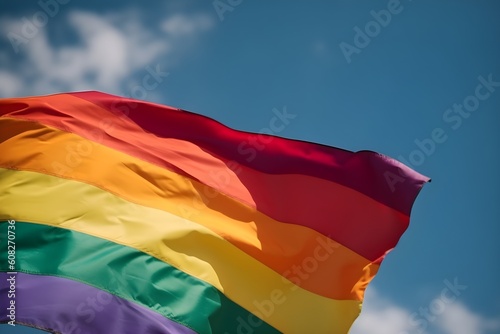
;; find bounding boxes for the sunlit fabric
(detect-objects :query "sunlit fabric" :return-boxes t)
[0,92,429,333]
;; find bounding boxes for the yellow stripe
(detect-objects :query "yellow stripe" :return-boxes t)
[0,168,359,333]
[0,116,376,301]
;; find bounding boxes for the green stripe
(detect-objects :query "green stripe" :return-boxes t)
[0,221,280,334]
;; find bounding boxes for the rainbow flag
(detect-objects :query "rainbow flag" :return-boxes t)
[0,91,429,333]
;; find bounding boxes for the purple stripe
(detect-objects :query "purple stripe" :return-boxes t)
[0,272,195,334]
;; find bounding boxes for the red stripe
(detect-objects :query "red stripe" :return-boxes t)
[71,91,429,216]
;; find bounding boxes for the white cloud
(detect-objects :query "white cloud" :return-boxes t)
[348,287,500,334]
[435,302,500,334]
[0,8,214,98]
[0,71,23,96]
[162,13,213,38]
[350,304,415,334]
[349,288,419,334]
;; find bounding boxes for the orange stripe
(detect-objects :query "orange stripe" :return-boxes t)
[0,94,411,261]
[0,117,379,301]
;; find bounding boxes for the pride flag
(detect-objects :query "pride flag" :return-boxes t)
[0,91,429,333]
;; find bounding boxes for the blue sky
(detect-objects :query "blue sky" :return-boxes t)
[0,1,499,333]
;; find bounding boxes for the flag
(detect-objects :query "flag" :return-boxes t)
[0,91,429,333]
